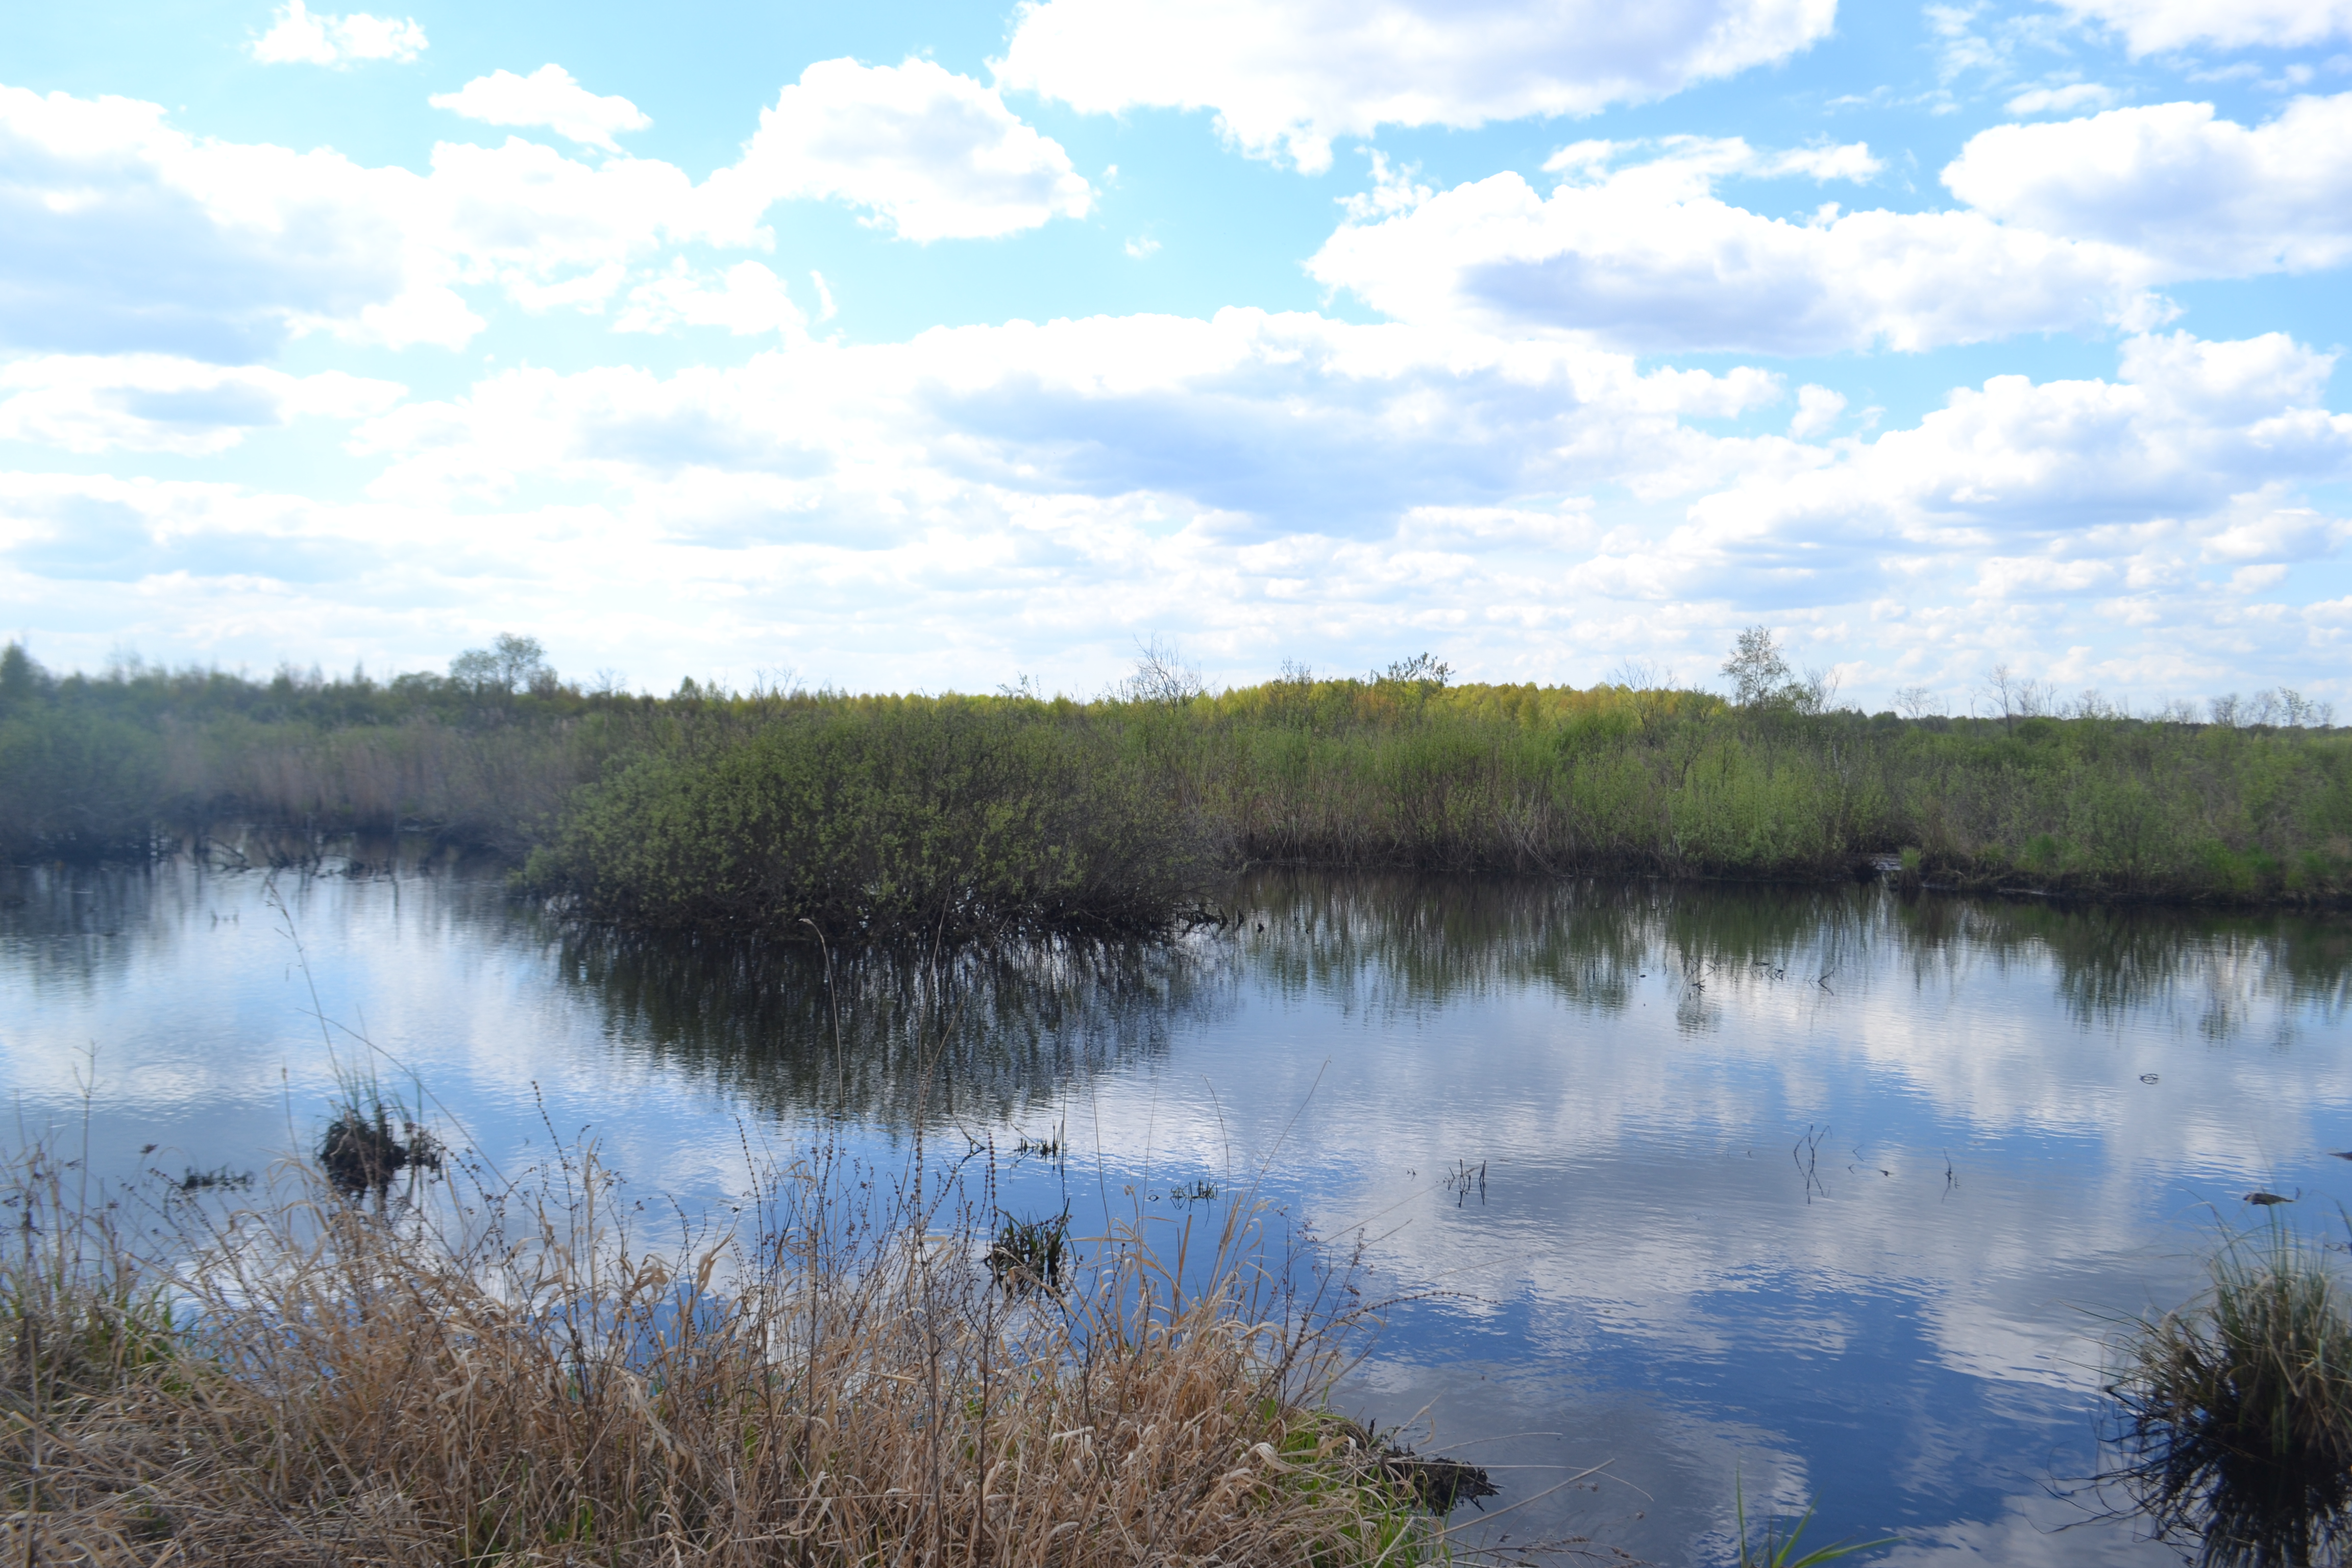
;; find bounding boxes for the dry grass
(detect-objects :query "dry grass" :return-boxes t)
[1,1120,1443,1566]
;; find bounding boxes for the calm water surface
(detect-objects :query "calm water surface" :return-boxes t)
[5,850,2351,1565]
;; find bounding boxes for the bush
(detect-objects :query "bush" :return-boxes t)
[527,699,1221,945]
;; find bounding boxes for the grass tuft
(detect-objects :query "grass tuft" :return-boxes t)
[2106,1219,2352,1567]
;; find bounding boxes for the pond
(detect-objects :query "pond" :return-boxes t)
[4,846,2349,1564]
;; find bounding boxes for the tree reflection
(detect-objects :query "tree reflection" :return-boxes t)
[545,923,1237,1126]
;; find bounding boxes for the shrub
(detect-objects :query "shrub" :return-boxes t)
[527,699,1222,944]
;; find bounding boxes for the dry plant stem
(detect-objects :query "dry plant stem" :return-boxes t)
[0,1114,1443,1567]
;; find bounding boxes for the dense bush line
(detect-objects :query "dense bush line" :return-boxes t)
[524,698,1221,943]
[4,638,2348,932]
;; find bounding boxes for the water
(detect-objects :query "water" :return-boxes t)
[5,849,2350,1564]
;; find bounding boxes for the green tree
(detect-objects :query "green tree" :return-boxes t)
[0,641,38,711]
[450,632,552,695]
[1722,626,1792,708]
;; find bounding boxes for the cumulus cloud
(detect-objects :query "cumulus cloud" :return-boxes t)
[0,86,748,360]
[1636,331,2352,618]
[422,137,702,294]
[1309,140,2160,354]
[344,311,1785,547]
[994,0,1839,173]
[1944,94,2352,276]
[0,85,472,358]
[614,261,806,337]
[429,65,651,153]
[701,58,1093,242]
[1789,385,1846,437]
[0,354,403,454]
[2044,0,2352,53]
[1313,100,2352,354]
[4,314,2344,697]
[250,0,426,66]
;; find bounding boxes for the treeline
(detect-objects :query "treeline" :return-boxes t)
[4,638,2349,937]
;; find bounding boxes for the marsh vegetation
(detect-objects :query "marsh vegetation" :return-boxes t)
[0,1108,1457,1566]
[4,635,2347,943]
[2106,1220,2352,1567]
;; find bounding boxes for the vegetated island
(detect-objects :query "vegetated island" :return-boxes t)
[2,632,2346,941]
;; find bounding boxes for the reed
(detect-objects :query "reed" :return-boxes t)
[0,1121,1442,1566]
[2105,1220,2352,1567]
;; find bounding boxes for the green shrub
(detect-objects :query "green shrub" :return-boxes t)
[526,699,1220,944]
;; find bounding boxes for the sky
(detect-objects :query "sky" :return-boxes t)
[3,0,2350,708]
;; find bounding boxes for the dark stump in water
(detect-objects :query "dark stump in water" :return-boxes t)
[320,1110,439,1197]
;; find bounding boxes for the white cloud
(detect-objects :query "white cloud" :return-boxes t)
[613,261,806,337]
[995,0,1839,174]
[0,86,739,360]
[2004,82,2119,115]
[422,137,702,295]
[2044,0,2352,53]
[1944,94,2352,276]
[1307,147,2159,354]
[346,310,1779,523]
[250,0,426,66]
[700,58,1093,242]
[0,85,472,358]
[4,317,2345,698]
[1313,102,2352,354]
[1789,385,1846,437]
[1123,236,1161,258]
[1638,332,2352,617]
[0,354,403,454]
[429,65,651,153]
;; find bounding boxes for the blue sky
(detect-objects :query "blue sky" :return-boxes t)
[4,0,2350,709]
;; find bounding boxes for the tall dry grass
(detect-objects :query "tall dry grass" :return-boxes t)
[1,1115,1443,1566]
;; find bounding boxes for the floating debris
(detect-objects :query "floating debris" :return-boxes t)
[1335,1420,1500,1514]
[176,1166,254,1193]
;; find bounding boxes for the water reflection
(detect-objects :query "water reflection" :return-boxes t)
[549,924,1236,1126]
[1228,871,2349,1044]
[1895,896,2352,1039]
[5,857,2352,1566]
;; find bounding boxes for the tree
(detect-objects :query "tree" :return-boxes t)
[1120,636,1204,705]
[0,642,38,710]
[1722,626,1791,708]
[1380,652,1453,688]
[450,632,551,696]
[1984,663,2048,732]
[1894,685,1935,720]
